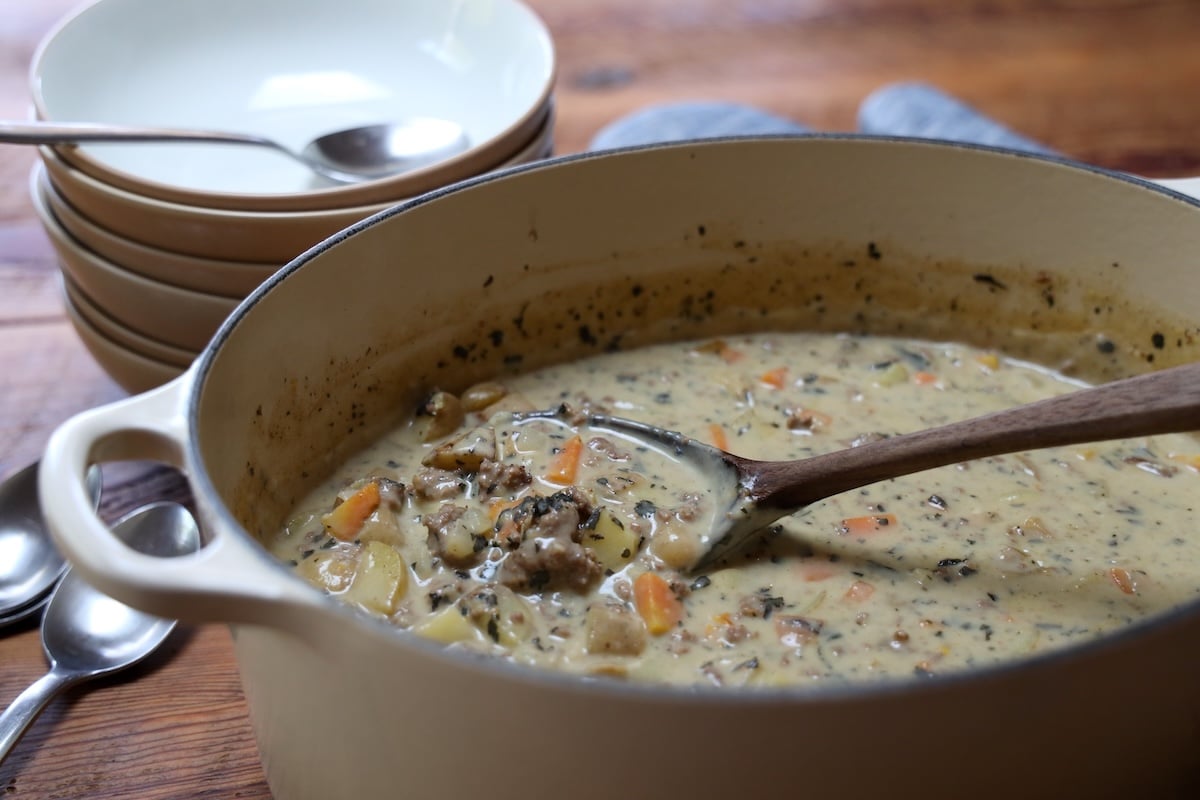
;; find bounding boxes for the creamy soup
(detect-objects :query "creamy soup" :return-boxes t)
[269,332,1200,687]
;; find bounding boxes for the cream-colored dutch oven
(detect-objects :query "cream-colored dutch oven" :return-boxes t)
[39,138,1200,799]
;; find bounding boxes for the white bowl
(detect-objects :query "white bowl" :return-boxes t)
[31,0,555,212]
[38,165,279,297]
[30,170,240,351]
[37,103,555,263]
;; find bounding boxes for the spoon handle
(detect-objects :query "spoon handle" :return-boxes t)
[0,667,76,765]
[0,120,276,149]
[747,359,1200,509]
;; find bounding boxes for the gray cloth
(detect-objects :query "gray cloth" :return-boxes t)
[857,82,1057,155]
[588,101,808,150]
[587,83,1052,155]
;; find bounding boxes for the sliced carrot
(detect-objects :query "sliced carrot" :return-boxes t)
[843,579,876,603]
[1108,567,1136,595]
[838,513,898,537]
[716,342,746,363]
[708,423,730,452]
[787,408,832,432]
[322,480,381,541]
[633,572,683,635]
[487,496,522,522]
[760,366,788,389]
[693,339,745,363]
[912,371,939,385]
[545,435,584,485]
[704,611,735,637]
[796,562,837,582]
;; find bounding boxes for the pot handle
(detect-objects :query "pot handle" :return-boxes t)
[1153,176,1200,202]
[39,373,320,625]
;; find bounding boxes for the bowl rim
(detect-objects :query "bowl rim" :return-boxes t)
[28,0,557,212]
[36,164,281,296]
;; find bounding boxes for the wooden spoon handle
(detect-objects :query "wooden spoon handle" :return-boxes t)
[744,359,1200,510]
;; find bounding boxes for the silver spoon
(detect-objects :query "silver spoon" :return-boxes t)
[518,359,1200,571]
[0,461,101,621]
[0,117,471,184]
[0,501,199,764]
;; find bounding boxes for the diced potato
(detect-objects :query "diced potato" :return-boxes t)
[411,582,541,650]
[412,605,489,645]
[296,549,359,593]
[460,381,509,412]
[460,586,539,648]
[873,362,909,387]
[322,480,381,541]
[581,510,640,571]
[975,353,1000,370]
[436,507,490,564]
[355,505,404,546]
[342,541,409,616]
[423,424,497,471]
[650,527,700,571]
[418,390,465,442]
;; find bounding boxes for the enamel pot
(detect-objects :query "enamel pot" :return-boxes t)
[39,137,1200,799]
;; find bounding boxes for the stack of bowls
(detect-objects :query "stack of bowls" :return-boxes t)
[28,0,556,393]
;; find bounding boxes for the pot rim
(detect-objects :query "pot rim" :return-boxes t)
[184,133,1200,703]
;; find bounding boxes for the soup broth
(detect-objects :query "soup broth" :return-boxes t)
[268,331,1200,687]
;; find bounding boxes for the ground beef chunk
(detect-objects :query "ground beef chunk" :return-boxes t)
[739,589,786,619]
[499,537,603,592]
[476,458,532,494]
[423,503,465,536]
[412,467,466,500]
[495,488,603,592]
[655,492,703,524]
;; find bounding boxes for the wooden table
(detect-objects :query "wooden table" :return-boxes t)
[3,1,1200,796]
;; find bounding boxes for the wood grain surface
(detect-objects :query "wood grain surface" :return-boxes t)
[3,0,1200,797]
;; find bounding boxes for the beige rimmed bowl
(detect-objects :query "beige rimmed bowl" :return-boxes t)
[39,144,394,263]
[31,0,556,212]
[31,174,239,351]
[37,103,556,263]
[60,279,184,393]
[62,276,198,369]
[37,166,278,297]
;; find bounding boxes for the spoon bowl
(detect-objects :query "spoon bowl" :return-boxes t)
[0,461,101,617]
[0,501,199,764]
[518,358,1200,571]
[0,118,470,184]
